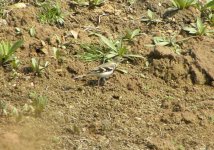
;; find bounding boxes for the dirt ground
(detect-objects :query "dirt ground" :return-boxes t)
[0,0,214,150]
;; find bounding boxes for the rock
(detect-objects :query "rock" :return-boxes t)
[0,19,7,26]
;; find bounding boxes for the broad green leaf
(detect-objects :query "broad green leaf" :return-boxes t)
[94,33,117,51]
[131,29,140,39]
[183,27,197,34]
[204,0,214,9]
[156,42,170,46]
[10,40,23,55]
[147,9,154,19]
[124,54,144,59]
[31,58,37,68]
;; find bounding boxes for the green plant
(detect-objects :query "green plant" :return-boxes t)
[123,29,141,42]
[89,0,105,6]
[0,40,23,65]
[53,47,64,63]
[71,0,89,6]
[95,33,143,60]
[141,9,162,24]
[0,100,19,118]
[127,0,137,5]
[10,57,20,69]
[29,92,48,116]
[195,0,214,12]
[183,17,214,35]
[31,58,49,76]
[79,32,143,62]
[208,13,214,25]
[79,44,106,61]
[152,35,181,54]
[171,0,196,9]
[39,1,64,25]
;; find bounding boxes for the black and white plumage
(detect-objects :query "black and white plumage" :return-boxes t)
[74,57,124,86]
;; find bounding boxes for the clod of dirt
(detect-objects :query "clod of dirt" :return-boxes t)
[153,45,177,59]
[182,111,198,124]
[190,39,214,84]
[190,65,206,84]
[145,137,175,150]
[163,6,200,26]
[151,58,189,83]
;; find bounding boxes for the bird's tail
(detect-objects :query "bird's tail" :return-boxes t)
[73,74,87,79]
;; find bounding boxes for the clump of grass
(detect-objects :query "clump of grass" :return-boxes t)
[79,44,106,61]
[141,9,162,24]
[31,58,49,76]
[29,92,48,117]
[0,40,23,66]
[127,0,137,5]
[123,29,141,42]
[171,0,196,9]
[183,17,214,35]
[0,100,20,120]
[39,1,64,25]
[79,31,144,62]
[89,0,105,6]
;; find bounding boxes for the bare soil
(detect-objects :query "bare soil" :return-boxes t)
[0,0,214,150]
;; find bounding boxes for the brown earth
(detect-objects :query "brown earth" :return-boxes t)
[0,0,214,150]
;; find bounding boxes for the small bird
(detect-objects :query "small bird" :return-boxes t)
[74,57,124,86]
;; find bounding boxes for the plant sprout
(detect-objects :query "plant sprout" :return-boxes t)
[31,58,49,76]
[183,17,214,35]
[141,9,162,24]
[0,40,23,65]
[171,0,196,9]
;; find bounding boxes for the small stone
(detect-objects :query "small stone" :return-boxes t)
[0,19,7,26]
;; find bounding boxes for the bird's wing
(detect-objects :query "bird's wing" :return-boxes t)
[87,62,116,75]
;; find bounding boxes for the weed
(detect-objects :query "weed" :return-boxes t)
[72,0,89,6]
[149,34,196,54]
[95,33,143,60]
[171,0,196,9]
[208,13,214,25]
[183,17,214,35]
[39,1,64,25]
[195,0,214,12]
[31,58,49,76]
[0,40,23,65]
[123,29,141,42]
[79,44,106,61]
[29,92,48,116]
[0,100,19,119]
[10,56,20,69]
[53,47,63,63]
[127,0,137,5]
[89,0,105,6]
[141,9,162,24]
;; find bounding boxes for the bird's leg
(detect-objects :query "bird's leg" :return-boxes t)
[98,78,106,86]
[98,77,101,86]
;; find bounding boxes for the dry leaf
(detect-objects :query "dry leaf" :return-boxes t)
[70,30,79,39]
